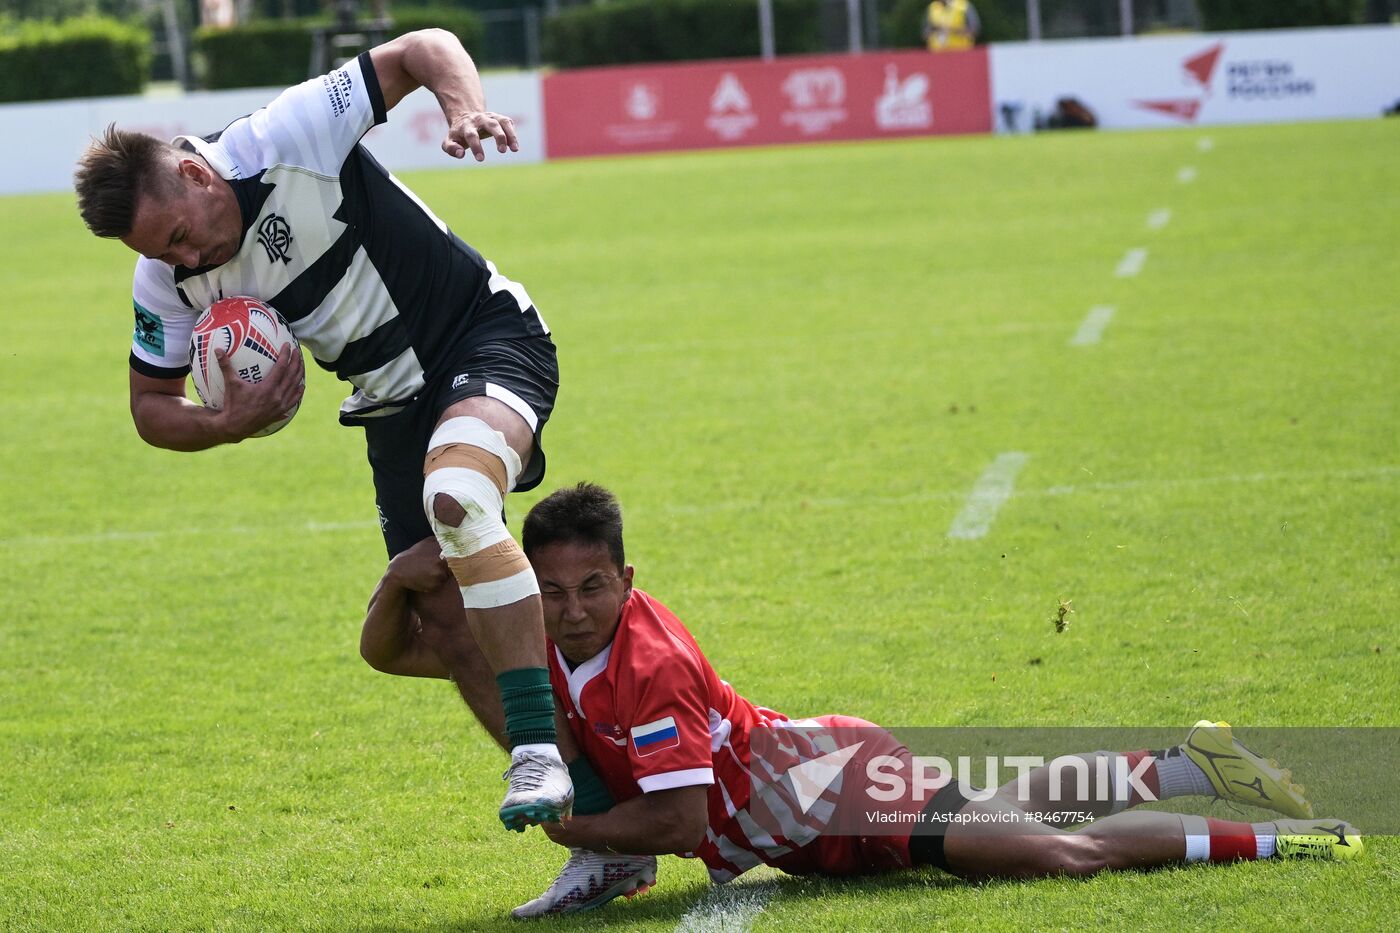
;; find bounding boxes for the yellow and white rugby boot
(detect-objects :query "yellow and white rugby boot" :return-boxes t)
[1183,720,1314,819]
[1273,819,1364,861]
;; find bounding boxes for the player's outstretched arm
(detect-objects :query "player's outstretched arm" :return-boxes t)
[542,786,709,856]
[129,345,303,450]
[368,28,519,162]
[360,539,453,679]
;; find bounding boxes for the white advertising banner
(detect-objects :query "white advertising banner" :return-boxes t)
[0,73,544,196]
[989,25,1400,132]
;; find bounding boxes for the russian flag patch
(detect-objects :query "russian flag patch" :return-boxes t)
[630,717,680,757]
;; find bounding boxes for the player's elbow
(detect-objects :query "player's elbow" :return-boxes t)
[407,26,465,56]
[129,387,199,451]
[130,410,178,451]
[128,396,164,447]
[358,628,402,675]
[359,637,392,674]
[664,807,708,854]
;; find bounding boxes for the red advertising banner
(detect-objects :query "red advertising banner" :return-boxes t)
[543,49,991,159]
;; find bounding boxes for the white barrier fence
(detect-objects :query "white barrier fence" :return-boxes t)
[2,24,1397,195]
[0,74,545,197]
[990,25,1400,132]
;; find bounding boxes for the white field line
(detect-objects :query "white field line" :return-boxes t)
[1115,248,1148,278]
[643,464,1398,518]
[1197,136,1215,152]
[674,880,779,933]
[0,519,374,549]
[1178,165,1198,184]
[947,452,1030,540]
[5,465,1398,549]
[1069,305,1116,346]
[610,319,1072,356]
[1146,208,1172,230]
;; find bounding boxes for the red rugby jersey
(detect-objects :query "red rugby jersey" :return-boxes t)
[549,589,833,882]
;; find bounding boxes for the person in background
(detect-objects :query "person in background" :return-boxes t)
[925,0,980,52]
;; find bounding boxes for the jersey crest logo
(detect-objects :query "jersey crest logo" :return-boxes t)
[257,213,294,264]
[631,717,680,757]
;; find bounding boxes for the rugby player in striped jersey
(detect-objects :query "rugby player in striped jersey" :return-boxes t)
[76,29,577,832]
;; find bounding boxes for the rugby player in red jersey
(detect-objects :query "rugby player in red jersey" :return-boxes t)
[361,484,1362,919]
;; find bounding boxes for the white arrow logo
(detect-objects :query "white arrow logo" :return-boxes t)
[787,742,865,814]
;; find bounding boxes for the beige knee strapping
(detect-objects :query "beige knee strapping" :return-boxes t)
[422,416,538,609]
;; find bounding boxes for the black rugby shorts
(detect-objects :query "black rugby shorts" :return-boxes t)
[360,294,559,556]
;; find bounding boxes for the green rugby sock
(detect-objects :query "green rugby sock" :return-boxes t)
[496,667,557,749]
[567,757,616,815]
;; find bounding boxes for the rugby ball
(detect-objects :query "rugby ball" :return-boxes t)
[190,296,302,438]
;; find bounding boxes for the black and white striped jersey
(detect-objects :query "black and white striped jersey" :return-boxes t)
[128,52,546,422]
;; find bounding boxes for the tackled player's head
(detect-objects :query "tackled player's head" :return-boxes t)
[74,124,242,269]
[524,483,633,663]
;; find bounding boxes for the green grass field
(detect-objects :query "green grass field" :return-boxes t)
[1,118,1397,931]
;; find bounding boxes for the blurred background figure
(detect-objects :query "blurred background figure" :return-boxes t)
[200,0,235,30]
[924,0,981,52]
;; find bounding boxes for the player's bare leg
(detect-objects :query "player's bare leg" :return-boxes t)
[989,753,1119,827]
[424,395,572,829]
[942,798,1360,879]
[942,799,1184,878]
[409,580,509,750]
[990,724,1313,827]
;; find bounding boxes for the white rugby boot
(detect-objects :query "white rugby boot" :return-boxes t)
[511,848,657,918]
[499,747,574,831]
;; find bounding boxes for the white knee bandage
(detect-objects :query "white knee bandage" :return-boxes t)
[422,416,538,609]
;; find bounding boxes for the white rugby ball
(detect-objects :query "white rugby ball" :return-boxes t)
[190,296,302,438]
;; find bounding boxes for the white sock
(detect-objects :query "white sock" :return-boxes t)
[1181,815,1210,862]
[1156,747,1217,799]
[1254,823,1277,859]
[514,742,563,763]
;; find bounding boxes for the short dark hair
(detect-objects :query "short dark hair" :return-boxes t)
[523,483,626,570]
[74,124,179,238]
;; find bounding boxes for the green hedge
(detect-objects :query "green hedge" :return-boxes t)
[542,0,825,69]
[1197,0,1364,30]
[0,16,149,103]
[196,8,485,91]
[195,19,311,90]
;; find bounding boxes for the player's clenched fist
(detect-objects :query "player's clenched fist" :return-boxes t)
[443,110,519,161]
[214,343,305,440]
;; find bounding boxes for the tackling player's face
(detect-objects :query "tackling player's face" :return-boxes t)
[533,540,633,664]
[121,157,242,269]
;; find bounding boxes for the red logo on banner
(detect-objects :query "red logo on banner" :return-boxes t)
[1183,43,1224,88]
[1133,42,1224,123]
[543,50,991,159]
[1135,98,1202,121]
